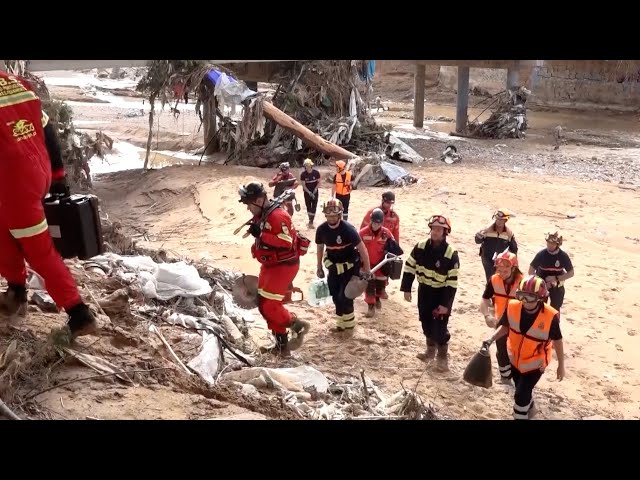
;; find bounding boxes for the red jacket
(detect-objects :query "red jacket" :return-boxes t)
[0,71,65,181]
[361,206,400,243]
[251,205,299,266]
[359,224,394,270]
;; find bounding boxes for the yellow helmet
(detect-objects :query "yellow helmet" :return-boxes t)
[303,158,314,167]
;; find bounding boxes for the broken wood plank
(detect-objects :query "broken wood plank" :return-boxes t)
[261,100,355,160]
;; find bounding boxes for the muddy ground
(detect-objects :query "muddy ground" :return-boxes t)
[2,70,638,421]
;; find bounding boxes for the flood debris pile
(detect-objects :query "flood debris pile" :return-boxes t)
[466,87,531,139]
[221,366,446,420]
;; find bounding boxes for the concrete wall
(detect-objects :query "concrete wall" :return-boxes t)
[438,61,640,108]
[525,60,640,108]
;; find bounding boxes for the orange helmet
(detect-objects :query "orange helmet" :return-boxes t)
[545,231,563,246]
[427,215,451,234]
[335,160,346,171]
[493,208,511,221]
[516,275,549,302]
[494,249,518,268]
[323,198,344,215]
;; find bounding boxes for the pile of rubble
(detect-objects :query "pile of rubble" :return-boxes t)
[0,220,444,420]
[466,86,530,139]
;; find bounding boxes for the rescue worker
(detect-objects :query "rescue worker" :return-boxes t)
[300,158,320,227]
[238,182,310,355]
[483,275,565,420]
[268,162,298,216]
[330,160,352,222]
[528,232,574,314]
[360,190,400,243]
[360,190,401,299]
[359,208,403,318]
[0,70,98,340]
[479,249,524,384]
[401,215,459,371]
[316,198,371,331]
[475,209,518,284]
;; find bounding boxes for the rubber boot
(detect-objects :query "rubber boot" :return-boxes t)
[380,288,388,300]
[375,298,382,310]
[436,343,449,372]
[308,214,314,228]
[365,304,376,318]
[417,338,437,361]
[67,303,99,339]
[289,316,310,351]
[0,284,28,319]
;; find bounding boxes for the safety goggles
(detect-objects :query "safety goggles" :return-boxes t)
[515,291,538,303]
[428,215,447,224]
[494,211,509,220]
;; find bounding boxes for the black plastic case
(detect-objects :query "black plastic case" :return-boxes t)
[43,194,105,260]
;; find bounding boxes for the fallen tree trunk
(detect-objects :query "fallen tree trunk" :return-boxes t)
[261,100,355,161]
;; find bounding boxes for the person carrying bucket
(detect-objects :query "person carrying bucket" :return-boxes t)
[483,275,565,420]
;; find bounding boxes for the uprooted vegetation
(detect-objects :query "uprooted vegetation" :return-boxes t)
[0,220,446,420]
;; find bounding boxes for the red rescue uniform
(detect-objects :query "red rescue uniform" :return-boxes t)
[361,207,400,243]
[0,71,81,311]
[251,205,300,335]
[359,224,393,305]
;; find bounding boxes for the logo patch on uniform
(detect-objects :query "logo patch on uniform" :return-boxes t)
[435,260,441,268]
[537,321,545,329]
[337,235,342,244]
[7,119,36,142]
[555,260,560,268]
[282,224,289,235]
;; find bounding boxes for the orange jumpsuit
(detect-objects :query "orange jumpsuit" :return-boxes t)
[0,71,81,311]
[251,206,300,334]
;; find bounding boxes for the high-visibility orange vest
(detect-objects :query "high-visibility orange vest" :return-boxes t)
[335,171,352,196]
[506,300,557,373]
[490,272,523,320]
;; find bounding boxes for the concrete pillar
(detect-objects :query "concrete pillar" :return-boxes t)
[456,66,470,134]
[413,64,426,128]
[507,61,520,90]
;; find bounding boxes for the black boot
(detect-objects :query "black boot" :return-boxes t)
[417,338,436,361]
[0,284,28,318]
[67,303,99,339]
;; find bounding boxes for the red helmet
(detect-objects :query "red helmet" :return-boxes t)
[516,275,549,302]
[494,249,518,268]
[427,215,451,234]
[323,198,344,215]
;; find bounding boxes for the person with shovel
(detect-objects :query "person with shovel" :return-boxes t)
[401,215,459,371]
[315,198,371,332]
[480,249,523,384]
[269,162,299,216]
[359,208,403,318]
[238,181,310,356]
[483,275,565,420]
[300,158,320,228]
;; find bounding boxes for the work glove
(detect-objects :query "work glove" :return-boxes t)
[49,177,71,197]
[248,223,261,238]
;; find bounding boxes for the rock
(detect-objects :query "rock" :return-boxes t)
[30,291,58,313]
[628,329,637,336]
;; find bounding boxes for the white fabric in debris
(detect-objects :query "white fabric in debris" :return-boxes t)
[187,332,223,384]
[90,253,212,300]
[386,134,424,163]
[222,365,329,394]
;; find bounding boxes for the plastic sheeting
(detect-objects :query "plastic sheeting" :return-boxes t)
[222,365,329,394]
[89,253,212,301]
